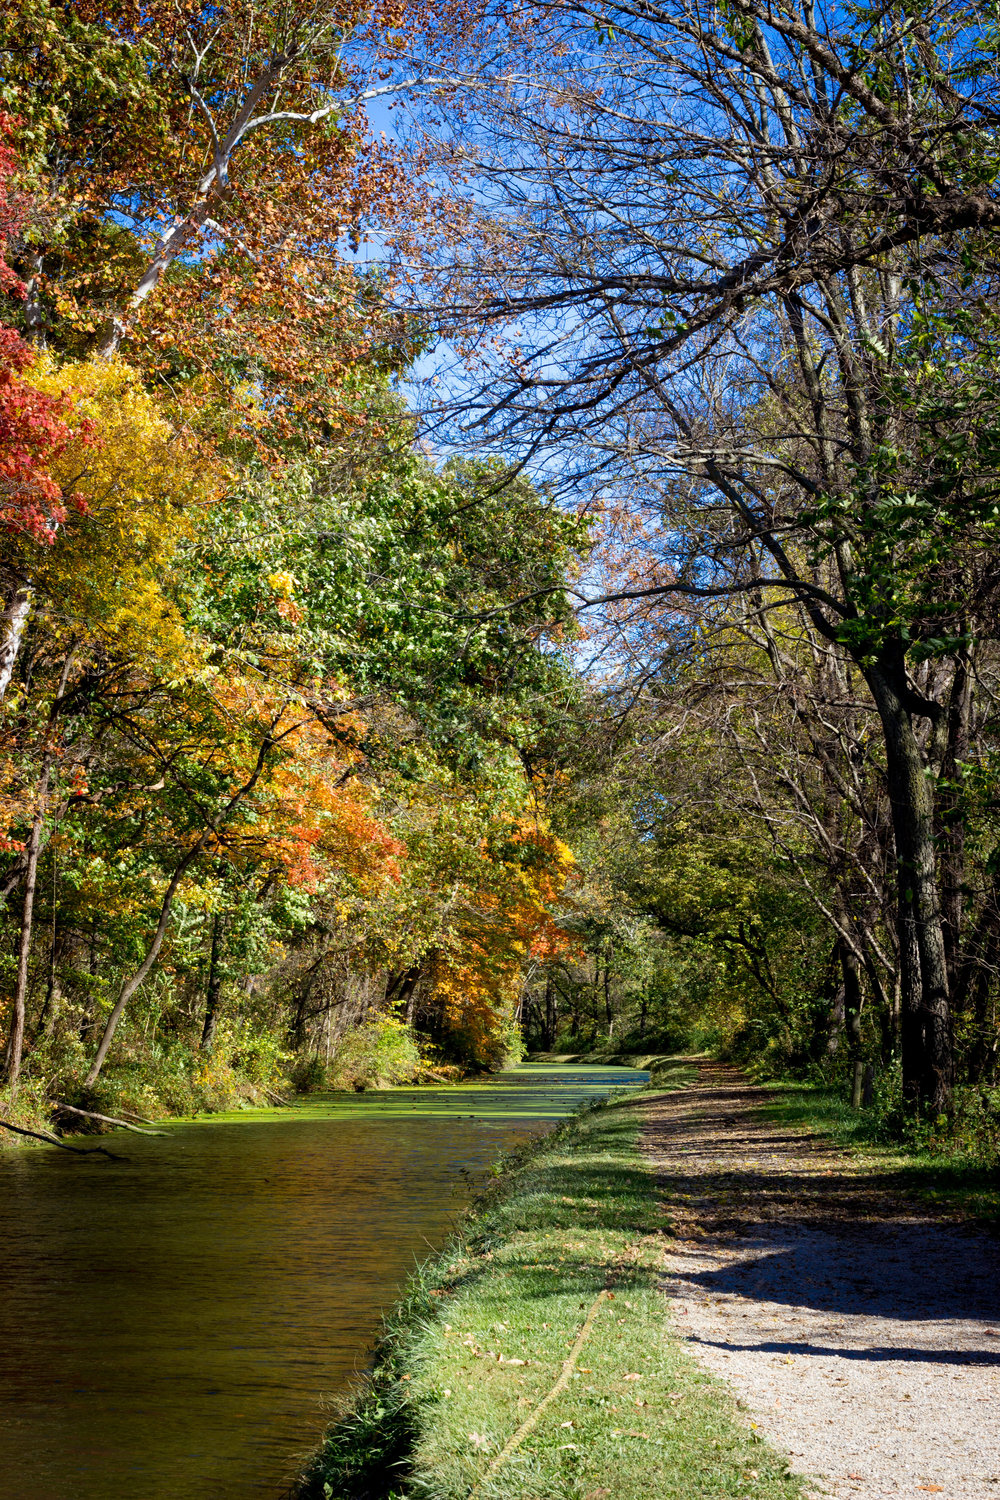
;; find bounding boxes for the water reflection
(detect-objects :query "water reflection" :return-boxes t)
[0,1065,644,1500]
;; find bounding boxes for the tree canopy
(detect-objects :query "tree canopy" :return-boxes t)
[2,0,999,1155]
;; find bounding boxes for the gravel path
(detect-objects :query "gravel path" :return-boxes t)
[642,1063,1000,1500]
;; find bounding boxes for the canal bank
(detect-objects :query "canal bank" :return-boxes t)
[294,1059,801,1500]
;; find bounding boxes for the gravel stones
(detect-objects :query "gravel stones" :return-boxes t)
[642,1066,1000,1500]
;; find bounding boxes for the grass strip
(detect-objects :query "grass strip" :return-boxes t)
[758,1081,1000,1224]
[295,1062,803,1500]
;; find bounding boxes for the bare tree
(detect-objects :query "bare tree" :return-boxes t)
[417,0,1000,1111]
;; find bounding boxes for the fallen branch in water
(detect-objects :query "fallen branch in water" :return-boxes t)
[52,1102,168,1136]
[115,1107,159,1126]
[0,1118,127,1160]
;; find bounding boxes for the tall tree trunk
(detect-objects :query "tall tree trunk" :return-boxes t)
[200,916,224,1052]
[23,251,46,346]
[840,941,865,1108]
[2,650,74,1090]
[937,650,972,990]
[866,658,953,1113]
[603,943,614,1039]
[387,965,421,1025]
[85,717,282,1084]
[540,977,558,1049]
[964,925,1000,1084]
[0,576,32,704]
[35,930,63,1041]
[2,800,43,1093]
[34,851,65,1042]
[85,844,202,1085]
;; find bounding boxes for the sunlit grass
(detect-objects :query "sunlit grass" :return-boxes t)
[760,1081,1000,1224]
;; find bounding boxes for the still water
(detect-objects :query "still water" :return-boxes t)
[0,1064,645,1500]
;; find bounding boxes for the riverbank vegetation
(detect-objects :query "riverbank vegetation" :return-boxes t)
[0,4,586,1132]
[3,0,1000,1163]
[756,1082,1000,1223]
[294,1067,802,1500]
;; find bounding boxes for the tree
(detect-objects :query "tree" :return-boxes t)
[2,2,465,421]
[422,0,1000,1112]
[0,113,96,704]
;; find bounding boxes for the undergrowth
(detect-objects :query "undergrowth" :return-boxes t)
[291,1016,425,1093]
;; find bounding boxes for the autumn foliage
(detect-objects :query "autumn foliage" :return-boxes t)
[0,11,584,1106]
[0,117,88,541]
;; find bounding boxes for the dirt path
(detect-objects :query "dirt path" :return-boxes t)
[641,1061,1000,1500]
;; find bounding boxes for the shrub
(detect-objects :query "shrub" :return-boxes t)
[327,1014,422,1090]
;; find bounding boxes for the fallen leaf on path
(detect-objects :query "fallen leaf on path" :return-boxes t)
[918,1487,944,1493]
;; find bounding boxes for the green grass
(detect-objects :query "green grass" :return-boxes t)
[759,1080,1000,1225]
[295,1064,804,1500]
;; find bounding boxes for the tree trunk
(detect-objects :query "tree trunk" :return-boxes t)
[2,802,43,1093]
[821,937,845,1057]
[542,978,560,1050]
[0,576,32,704]
[85,844,201,1085]
[840,941,864,1108]
[389,965,421,1026]
[866,658,953,1113]
[827,979,846,1057]
[603,943,614,1039]
[34,899,64,1041]
[2,649,74,1089]
[937,651,971,991]
[200,916,224,1052]
[23,251,46,346]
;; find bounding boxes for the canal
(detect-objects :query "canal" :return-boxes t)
[0,1063,646,1500]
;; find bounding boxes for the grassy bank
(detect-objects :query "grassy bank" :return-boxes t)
[758,1080,1000,1224]
[533,1050,1000,1225]
[295,1063,802,1500]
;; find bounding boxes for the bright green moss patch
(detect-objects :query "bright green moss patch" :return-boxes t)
[296,1065,803,1500]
